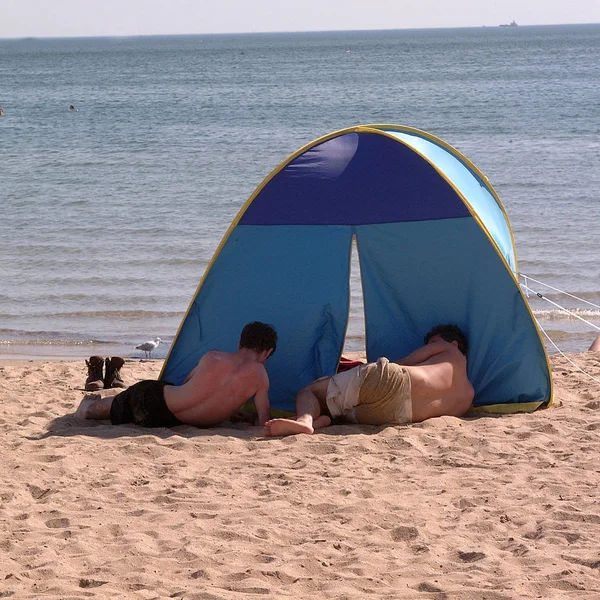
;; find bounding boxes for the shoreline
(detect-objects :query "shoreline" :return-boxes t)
[0,342,166,362]
[0,339,595,362]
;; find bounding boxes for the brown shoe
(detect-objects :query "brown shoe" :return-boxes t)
[85,356,105,391]
[104,356,126,389]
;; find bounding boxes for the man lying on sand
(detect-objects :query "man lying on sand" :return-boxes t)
[76,322,277,428]
[264,324,474,437]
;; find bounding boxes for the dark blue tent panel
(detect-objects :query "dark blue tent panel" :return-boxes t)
[240,133,471,226]
[162,125,552,414]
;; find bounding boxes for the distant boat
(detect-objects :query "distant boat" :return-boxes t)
[500,20,518,27]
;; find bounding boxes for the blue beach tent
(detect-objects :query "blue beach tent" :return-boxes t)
[161,125,552,415]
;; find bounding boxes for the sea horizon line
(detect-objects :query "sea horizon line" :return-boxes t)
[1,22,599,42]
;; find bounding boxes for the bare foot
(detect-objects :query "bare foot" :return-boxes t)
[264,416,314,437]
[75,393,101,419]
[313,415,331,429]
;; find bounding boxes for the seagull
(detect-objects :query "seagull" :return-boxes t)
[136,337,162,359]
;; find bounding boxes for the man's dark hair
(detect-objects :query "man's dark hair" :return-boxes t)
[424,324,468,356]
[239,322,278,355]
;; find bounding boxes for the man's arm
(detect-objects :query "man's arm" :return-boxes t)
[253,369,271,426]
[394,341,449,366]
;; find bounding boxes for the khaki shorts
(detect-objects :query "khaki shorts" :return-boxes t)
[325,358,412,425]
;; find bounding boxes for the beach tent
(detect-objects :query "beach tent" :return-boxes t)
[161,124,552,414]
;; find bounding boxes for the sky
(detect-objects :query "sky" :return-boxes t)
[2,0,599,38]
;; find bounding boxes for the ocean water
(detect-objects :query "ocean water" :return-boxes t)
[1,25,599,360]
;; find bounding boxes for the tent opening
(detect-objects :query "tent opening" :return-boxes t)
[343,236,366,357]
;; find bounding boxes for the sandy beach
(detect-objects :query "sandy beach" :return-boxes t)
[1,352,599,599]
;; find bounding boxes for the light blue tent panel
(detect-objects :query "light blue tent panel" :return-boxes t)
[380,127,516,271]
[161,124,552,415]
[357,220,549,406]
[163,225,353,405]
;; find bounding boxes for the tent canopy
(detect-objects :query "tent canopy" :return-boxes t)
[161,125,552,414]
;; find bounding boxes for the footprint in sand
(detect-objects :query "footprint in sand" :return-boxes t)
[457,550,486,562]
[190,569,211,580]
[391,526,419,542]
[79,578,107,589]
[28,485,52,500]
[416,582,444,593]
[39,454,64,463]
[45,517,70,528]
[1,491,15,503]
[255,554,276,564]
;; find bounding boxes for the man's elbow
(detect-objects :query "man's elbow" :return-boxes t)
[454,394,474,417]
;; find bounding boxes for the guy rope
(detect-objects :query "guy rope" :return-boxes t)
[520,273,600,384]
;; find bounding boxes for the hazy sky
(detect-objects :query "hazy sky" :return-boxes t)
[2,0,599,38]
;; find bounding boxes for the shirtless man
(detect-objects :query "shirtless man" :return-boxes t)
[75,322,277,428]
[264,324,473,437]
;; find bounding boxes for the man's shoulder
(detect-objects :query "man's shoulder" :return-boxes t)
[201,349,235,363]
[204,349,230,357]
[245,359,268,375]
[245,360,269,384]
[418,341,466,365]
[445,346,468,370]
[439,343,466,361]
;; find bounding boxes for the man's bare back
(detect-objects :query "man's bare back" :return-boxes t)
[394,337,474,422]
[165,349,271,426]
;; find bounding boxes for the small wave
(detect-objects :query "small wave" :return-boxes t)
[344,332,366,341]
[539,329,575,342]
[0,310,184,320]
[0,328,171,346]
[0,293,188,305]
[0,339,113,347]
[0,336,172,347]
[533,308,600,321]
[45,293,186,303]
[29,310,183,319]
[523,289,600,303]
[539,329,597,354]
[518,276,600,297]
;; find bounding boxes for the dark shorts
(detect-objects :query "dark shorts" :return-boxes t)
[109,380,182,428]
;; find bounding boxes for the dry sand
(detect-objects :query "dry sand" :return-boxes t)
[1,353,599,599]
